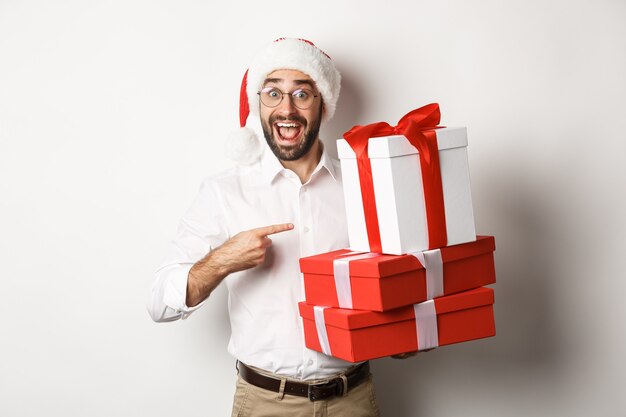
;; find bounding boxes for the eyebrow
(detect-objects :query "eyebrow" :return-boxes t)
[263,78,315,89]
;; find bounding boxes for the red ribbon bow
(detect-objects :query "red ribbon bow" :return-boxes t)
[343,103,447,253]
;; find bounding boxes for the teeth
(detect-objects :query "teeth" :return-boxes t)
[276,123,298,127]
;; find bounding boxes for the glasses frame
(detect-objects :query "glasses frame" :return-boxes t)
[257,87,319,110]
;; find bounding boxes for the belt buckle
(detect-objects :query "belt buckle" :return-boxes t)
[333,377,345,396]
[307,378,343,402]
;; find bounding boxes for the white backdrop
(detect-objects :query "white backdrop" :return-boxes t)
[1,1,625,416]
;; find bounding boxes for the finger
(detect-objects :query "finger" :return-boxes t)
[261,237,272,248]
[391,351,418,359]
[391,354,408,360]
[254,223,294,236]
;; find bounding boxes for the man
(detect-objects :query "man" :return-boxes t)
[148,38,380,416]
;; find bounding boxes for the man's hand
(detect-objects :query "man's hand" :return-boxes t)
[186,223,294,307]
[390,348,435,359]
[212,223,295,274]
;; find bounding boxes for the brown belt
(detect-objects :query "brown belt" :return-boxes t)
[237,361,370,402]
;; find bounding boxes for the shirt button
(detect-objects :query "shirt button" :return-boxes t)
[307,359,314,366]
[303,226,310,233]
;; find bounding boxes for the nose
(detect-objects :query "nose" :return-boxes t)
[276,93,297,116]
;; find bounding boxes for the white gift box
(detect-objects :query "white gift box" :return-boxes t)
[337,127,476,255]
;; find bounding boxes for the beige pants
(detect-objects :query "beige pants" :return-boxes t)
[230,372,381,417]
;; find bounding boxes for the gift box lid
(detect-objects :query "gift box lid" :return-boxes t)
[299,235,494,278]
[337,127,468,159]
[298,287,494,330]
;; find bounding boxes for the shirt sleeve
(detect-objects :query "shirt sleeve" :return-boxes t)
[147,178,230,322]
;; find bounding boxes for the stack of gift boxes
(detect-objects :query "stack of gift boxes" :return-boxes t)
[297,104,497,362]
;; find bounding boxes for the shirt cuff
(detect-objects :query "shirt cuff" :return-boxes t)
[162,264,207,319]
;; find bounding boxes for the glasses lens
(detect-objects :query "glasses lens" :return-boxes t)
[260,87,282,107]
[291,89,314,109]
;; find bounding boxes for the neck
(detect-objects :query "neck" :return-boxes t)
[280,139,323,184]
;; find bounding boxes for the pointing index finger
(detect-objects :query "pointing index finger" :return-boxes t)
[254,223,295,236]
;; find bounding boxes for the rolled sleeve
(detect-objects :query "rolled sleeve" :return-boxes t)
[148,178,229,322]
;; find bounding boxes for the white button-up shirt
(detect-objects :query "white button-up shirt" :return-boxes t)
[148,142,357,380]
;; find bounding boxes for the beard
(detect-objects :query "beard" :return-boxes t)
[261,104,322,162]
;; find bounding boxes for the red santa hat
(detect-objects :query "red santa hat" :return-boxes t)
[226,38,341,165]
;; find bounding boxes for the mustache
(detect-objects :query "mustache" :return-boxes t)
[270,114,308,125]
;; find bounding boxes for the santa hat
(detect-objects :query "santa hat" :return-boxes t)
[226,38,341,165]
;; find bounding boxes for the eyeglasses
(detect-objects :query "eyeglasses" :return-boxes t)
[257,87,319,110]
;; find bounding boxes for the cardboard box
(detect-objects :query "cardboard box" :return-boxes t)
[299,287,495,363]
[301,236,496,312]
[337,127,476,255]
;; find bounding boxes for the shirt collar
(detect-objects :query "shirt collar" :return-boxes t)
[315,143,339,182]
[259,142,284,183]
[259,140,339,185]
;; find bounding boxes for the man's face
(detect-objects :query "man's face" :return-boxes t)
[259,69,323,161]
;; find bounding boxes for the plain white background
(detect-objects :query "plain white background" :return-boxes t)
[1,0,625,416]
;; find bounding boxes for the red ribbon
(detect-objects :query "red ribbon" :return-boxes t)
[343,103,447,252]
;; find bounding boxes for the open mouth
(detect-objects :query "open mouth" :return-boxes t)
[274,121,304,144]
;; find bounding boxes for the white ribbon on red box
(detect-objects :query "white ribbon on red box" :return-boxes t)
[332,252,380,309]
[413,299,439,350]
[313,306,331,355]
[409,248,444,300]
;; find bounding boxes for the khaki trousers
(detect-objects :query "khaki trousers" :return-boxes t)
[230,371,381,417]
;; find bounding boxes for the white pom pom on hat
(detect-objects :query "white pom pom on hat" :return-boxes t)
[226,38,341,165]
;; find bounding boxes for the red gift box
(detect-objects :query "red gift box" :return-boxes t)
[299,287,495,363]
[300,235,496,312]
